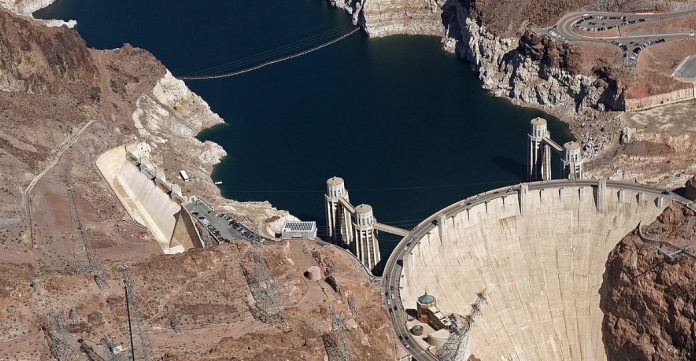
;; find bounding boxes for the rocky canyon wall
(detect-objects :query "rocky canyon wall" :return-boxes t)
[0,0,55,15]
[328,0,623,113]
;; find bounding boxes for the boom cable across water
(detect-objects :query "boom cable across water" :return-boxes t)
[177,26,361,80]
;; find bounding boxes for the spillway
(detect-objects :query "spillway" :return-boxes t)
[96,144,201,253]
[396,182,673,360]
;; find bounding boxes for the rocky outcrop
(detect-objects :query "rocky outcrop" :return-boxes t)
[0,0,55,15]
[327,0,623,118]
[0,239,398,359]
[330,0,444,36]
[600,204,696,361]
[445,1,623,112]
[132,70,225,163]
[0,9,97,94]
[686,175,696,200]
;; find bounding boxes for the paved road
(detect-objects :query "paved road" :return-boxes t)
[539,10,696,66]
[382,179,693,361]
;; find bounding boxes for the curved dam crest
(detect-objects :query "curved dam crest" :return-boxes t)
[396,182,674,360]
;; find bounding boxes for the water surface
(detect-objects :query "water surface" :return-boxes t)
[37,0,572,260]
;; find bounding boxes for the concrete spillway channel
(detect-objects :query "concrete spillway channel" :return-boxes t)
[96,143,202,254]
[386,180,688,361]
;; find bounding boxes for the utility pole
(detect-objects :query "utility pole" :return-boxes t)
[67,184,107,288]
[241,245,287,326]
[437,289,487,361]
[122,264,154,361]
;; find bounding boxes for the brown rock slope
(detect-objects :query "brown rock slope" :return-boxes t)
[600,204,696,361]
[0,240,397,360]
[0,6,395,360]
[0,6,221,267]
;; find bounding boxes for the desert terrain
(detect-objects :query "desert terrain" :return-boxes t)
[1,0,696,359]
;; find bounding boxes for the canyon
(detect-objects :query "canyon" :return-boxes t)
[329,0,696,187]
[0,2,397,359]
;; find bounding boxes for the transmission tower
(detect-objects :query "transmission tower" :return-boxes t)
[99,337,122,361]
[241,244,287,326]
[43,311,79,361]
[122,264,154,361]
[322,310,352,361]
[437,289,488,361]
[67,184,107,288]
[78,339,106,361]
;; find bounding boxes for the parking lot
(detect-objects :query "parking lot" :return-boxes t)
[184,199,267,246]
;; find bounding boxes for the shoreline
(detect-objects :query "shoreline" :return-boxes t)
[13,0,299,244]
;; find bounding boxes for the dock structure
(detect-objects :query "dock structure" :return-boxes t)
[324,177,409,273]
[527,118,586,182]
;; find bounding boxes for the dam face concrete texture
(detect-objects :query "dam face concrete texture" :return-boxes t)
[96,145,198,253]
[400,185,667,360]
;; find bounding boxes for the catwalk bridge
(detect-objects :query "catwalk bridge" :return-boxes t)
[177,27,360,81]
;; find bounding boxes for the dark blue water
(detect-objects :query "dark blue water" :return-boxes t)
[36,0,571,256]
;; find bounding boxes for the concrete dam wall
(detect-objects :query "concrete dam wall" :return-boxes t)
[399,183,670,360]
[96,144,201,253]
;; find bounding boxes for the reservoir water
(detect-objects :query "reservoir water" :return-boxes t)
[36,0,571,258]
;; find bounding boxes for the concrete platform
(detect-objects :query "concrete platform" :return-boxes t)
[673,55,696,82]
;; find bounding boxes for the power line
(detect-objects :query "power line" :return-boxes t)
[220,179,517,194]
[181,24,357,77]
[179,27,360,80]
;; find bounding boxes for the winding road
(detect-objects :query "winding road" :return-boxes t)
[538,10,696,65]
[381,179,694,361]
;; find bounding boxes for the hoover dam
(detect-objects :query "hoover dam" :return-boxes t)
[384,180,694,360]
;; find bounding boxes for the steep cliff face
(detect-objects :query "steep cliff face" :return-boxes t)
[330,0,444,36]
[0,9,97,94]
[687,175,696,200]
[445,1,624,112]
[600,204,696,361]
[0,0,54,15]
[328,0,622,112]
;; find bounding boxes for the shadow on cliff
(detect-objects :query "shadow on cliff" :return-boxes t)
[491,156,526,180]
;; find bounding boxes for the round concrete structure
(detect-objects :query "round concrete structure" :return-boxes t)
[354,204,375,227]
[563,141,582,162]
[326,176,347,199]
[306,266,322,281]
[530,117,548,140]
[385,180,689,361]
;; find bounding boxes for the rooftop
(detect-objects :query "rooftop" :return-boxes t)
[418,293,435,305]
[283,221,317,232]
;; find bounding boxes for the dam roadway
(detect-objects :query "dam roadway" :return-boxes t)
[382,179,694,361]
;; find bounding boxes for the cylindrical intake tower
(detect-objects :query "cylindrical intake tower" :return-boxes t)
[530,117,548,140]
[325,177,353,246]
[527,118,552,182]
[562,141,584,180]
[353,204,380,272]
